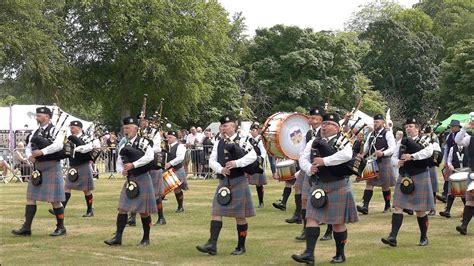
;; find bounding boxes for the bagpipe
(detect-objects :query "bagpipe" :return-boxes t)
[223,136,261,175]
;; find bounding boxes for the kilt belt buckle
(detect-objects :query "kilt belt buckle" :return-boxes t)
[310,188,327,209]
[67,168,79,182]
[400,176,415,194]
[31,170,42,186]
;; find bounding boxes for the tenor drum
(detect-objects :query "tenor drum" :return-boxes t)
[262,112,309,160]
[358,156,379,181]
[449,171,470,197]
[162,168,182,195]
[275,160,297,181]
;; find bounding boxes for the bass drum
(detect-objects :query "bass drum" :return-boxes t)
[262,112,309,160]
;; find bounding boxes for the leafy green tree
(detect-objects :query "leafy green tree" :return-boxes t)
[344,0,403,32]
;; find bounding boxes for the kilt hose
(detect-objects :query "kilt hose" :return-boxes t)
[306,178,359,225]
[393,170,435,211]
[65,162,95,191]
[118,172,157,214]
[367,157,396,187]
[150,169,165,197]
[27,160,65,203]
[212,175,256,218]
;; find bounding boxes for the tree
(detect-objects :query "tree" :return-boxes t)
[344,0,403,32]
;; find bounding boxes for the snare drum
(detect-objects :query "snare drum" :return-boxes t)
[449,172,469,197]
[358,156,379,181]
[263,112,309,160]
[275,160,297,181]
[162,168,182,195]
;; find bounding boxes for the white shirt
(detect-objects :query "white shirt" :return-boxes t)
[74,132,94,153]
[186,132,204,146]
[116,135,154,172]
[209,133,257,174]
[152,132,162,153]
[25,123,65,157]
[391,135,434,167]
[455,128,472,148]
[363,128,396,157]
[168,141,186,167]
[447,145,464,168]
[299,133,353,176]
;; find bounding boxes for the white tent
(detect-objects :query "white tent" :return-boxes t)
[346,110,374,128]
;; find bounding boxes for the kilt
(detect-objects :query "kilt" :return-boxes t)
[294,170,305,191]
[212,175,256,218]
[428,166,438,192]
[367,157,395,187]
[247,173,267,186]
[465,188,474,201]
[150,169,165,197]
[118,172,157,214]
[175,166,188,191]
[27,160,65,203]
[301,173,311,208]
[306,178,359,224]
[393,170,434,211]
[65,162,95,191]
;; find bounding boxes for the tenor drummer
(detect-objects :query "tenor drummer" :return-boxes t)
[246,122,267,208]
[104,117,157,246]
[196,114,257,256]
[49,120,99,218]
[357,114,396,215]
[164,130,188,213]
[292,113,358,264]
[12,107,67,237]
[382,118,434,247]
[454,112,474,235]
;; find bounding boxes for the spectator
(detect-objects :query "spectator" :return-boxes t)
[14,142,32,181]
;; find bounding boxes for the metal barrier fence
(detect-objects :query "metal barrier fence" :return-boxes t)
[93,147,119,179]
[0,148,25,183]
[185,144,215,179]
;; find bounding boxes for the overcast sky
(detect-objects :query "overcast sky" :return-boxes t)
[218,0,420,35]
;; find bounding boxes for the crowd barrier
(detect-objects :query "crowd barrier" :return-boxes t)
[184,144,215,179]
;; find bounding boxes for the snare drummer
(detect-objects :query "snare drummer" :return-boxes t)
[382,118,434,247]
[104,117,157,246]
[196,114,257,256]
[357,114,396,215]
[292,113,358,265]
[246,122,267,208]
[12,107,67,237]
[423,126,441,216]
[454,113,474,235]
[165,130,188,213]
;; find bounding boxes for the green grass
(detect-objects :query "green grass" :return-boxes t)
[1,172,472,265]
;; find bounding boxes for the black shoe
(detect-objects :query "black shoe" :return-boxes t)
[49,227,66,237]
[330,254,346,263]
[439,211,451,218]
[104,235,122,246]
[436,194,447,203]
[196,241,217,255]
[403,209,414,215]
[295,230,306,241]
[155,218,166,225]
[258,203,264,208]
[230,247,246,255]
[357,205,368,215]
[456,225,467,235]
[82,211,94,217]
[383,205,391,213]
[48,209,55,216]
[137,239,150,246]
[285,215,302,224]
[291,251,314,265]
[11,226,31,236]
[176,207,184,213]
[381,235,397,247]
[428,210,435,216]
[127,217,136,226]
[419,237,428,246]
[320,233,332,241]
[272,202,286,211]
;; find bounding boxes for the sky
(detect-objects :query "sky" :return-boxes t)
[218,0,420,35]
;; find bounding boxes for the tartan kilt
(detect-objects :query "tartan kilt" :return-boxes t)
[367,157,395,187]
[118,172,157,214]
[212,175,256,218]
[465,187,474,201]
[294,170,305,191]
[428,166,439,192]
[175,166,188,191]
[150,169,165,197]
[301,173,311,209]
[247,172,267,186]
[65,162,95,191]
[306,178,359,224]
[393,170,434,211]
[27,160,65,203]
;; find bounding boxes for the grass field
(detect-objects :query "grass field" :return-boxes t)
[1,172,472,265]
